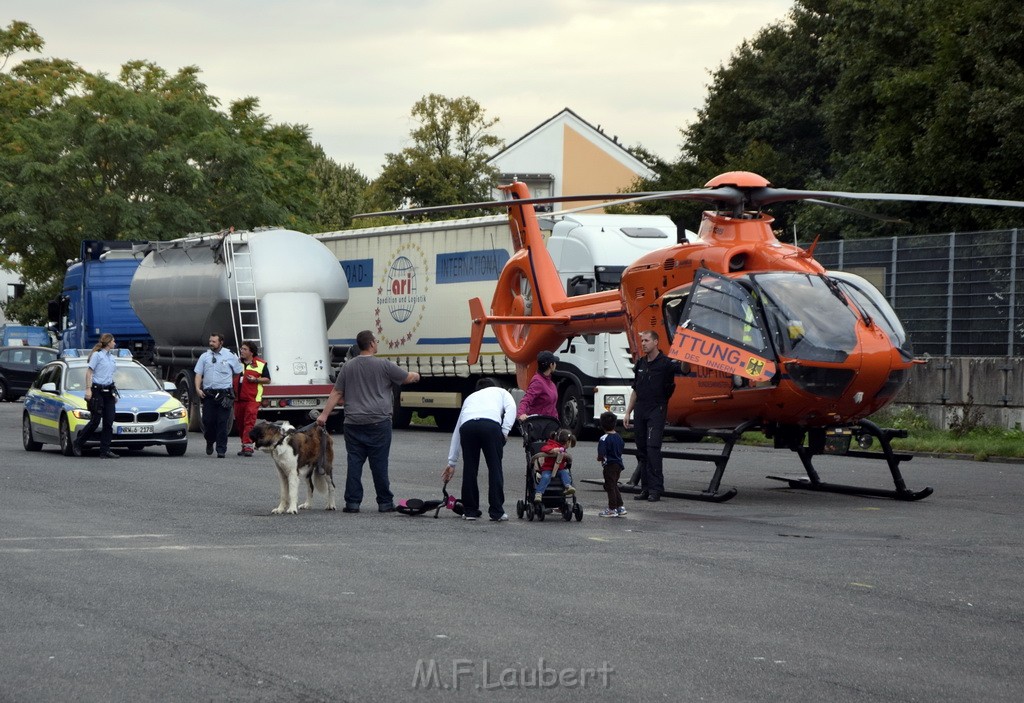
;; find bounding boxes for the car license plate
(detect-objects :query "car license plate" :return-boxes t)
[118,426,154,434]
[290,398,318,407]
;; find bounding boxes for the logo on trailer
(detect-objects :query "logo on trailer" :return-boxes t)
[375,244,429,349]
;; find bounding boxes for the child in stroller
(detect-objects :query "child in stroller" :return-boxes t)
[515,416,583,522]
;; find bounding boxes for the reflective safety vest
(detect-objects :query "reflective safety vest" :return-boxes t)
[238,358,267,402]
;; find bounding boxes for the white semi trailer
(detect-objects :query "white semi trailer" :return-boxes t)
[129,228,349,430]
[315,213,678,436]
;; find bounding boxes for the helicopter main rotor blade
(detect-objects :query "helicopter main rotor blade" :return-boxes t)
[749,187,1024,210]
[802,199,908,224]
[353,192,664,219]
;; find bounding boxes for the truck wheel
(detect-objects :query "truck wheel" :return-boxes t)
[393,393,412,429]
[558,384,585,438]
[434,410,458,432]
[178,378,202,433]
[326,412,345,434]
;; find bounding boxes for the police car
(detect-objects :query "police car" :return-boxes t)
[22,349,189,456]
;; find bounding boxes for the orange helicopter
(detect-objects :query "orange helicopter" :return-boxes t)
[363,171,1024,502]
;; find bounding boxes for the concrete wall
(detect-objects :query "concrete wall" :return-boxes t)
[890,357,1024,430]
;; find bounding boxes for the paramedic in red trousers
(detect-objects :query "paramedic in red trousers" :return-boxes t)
[235,340,270,457]
[442,378,517,521]
[623,330,680,502]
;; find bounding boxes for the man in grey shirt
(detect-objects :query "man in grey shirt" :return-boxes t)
[316,330,420,512]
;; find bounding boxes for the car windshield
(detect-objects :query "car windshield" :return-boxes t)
[66,364,162,392]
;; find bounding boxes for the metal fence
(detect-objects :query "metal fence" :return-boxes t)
[815,229,1024,357]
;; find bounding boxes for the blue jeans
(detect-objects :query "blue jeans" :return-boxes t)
[535,468,572,494]
[343,420,394,508]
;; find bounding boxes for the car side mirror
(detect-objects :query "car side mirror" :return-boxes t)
[41,382,57,393]
[163,381,176,392]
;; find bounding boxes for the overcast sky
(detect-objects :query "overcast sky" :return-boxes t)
[5,1,793,177]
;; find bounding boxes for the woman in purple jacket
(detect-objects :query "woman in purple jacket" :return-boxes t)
[517,350,559,421]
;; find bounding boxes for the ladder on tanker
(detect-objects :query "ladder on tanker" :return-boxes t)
[223,233,262,353]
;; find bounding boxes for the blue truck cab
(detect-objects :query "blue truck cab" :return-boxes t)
[48,241,154,364]
[0,325,52,346]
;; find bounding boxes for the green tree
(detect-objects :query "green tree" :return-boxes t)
[371,94,503,216]
[0,23,331,322]
[309,156,370,232]
[633,1,1024,239]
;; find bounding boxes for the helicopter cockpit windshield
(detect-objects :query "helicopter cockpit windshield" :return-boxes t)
[666,269,911,372]
[750,272,859,363]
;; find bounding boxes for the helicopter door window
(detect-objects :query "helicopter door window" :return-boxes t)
[672,270,776,384]
[680,271,770,355]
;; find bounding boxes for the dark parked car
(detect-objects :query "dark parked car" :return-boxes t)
[0,345,58,402]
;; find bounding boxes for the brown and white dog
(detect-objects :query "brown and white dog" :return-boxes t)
[249,420,336,514]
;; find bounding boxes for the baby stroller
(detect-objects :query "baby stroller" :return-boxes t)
[515,415,583,522]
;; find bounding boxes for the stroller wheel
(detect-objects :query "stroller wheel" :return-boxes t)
[562,505,572,521]
[526,502,535,521]
[536,504,545,521]
[574,503,584,522]
[516,500,525,519]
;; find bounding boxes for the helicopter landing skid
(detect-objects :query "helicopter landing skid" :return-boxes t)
[614,482,739,503]
[581,422,751,503]
[766,419,933,501]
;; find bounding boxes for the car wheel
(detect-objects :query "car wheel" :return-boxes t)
[0,378,9,403]
[558,384,585,438]
[166,442,187,457]
[23,413,42,452]
[59,415,75,456]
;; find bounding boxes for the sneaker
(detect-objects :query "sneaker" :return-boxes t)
[217,453,225,459]
[598,508,619,518]
[647,492,661,502]
[534,492,543,503]
[378,504,396,513]
[490,513,509,522]
[342,506,360,514]
[633,491,650,501]
[564,486,576,496]
[206,442,214,456]
[237,448,253,457]
[616,506,628,516]
[99,451,120,459]
[462,515,478,521]
[71,441,83,458]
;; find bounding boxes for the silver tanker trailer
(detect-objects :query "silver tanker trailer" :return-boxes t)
[130,228,348,430]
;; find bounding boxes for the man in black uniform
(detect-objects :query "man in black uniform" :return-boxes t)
[624,330,680,502]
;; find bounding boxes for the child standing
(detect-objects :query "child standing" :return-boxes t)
[531,428,577,503]
[597,412,626,517]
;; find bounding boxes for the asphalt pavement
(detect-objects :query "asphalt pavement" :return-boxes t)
[1,401,1022,702]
